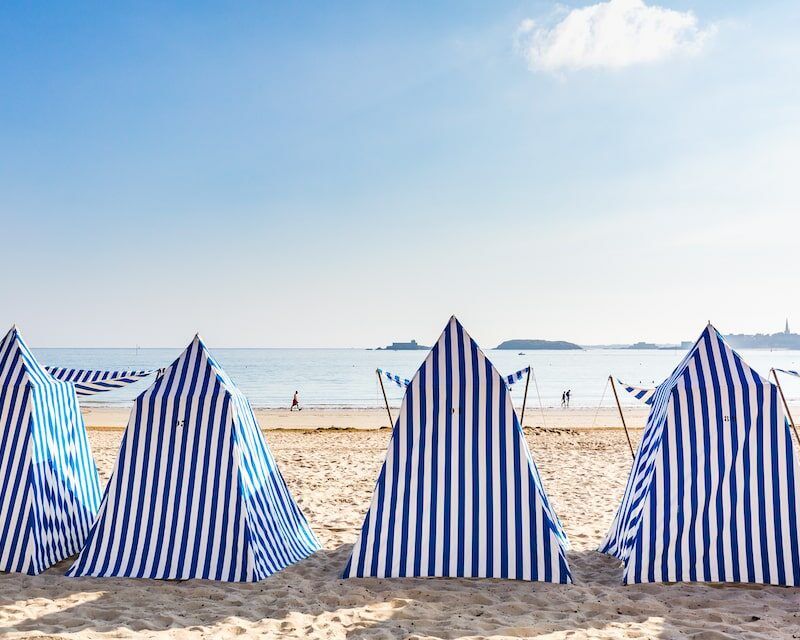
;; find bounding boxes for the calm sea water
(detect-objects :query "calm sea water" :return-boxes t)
[31,347,800,409]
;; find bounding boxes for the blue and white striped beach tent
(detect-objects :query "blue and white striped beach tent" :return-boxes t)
[45,367,155,396]
[616,380,657,405]
[601,324,800,585]
[0,326,102,575]
[68,334,320,581]
[344,316,572,582]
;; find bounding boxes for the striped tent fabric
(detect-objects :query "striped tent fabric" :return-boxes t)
[616,380,657,405]
[378,369,410,388]
[505,367,530,387]
[344,316,571,582]
[774,369,800,378]
[600,324,800,585]
[68,334,320,581]
[0,326,102,575]
[45,367,155,396]
[380,367,530,389]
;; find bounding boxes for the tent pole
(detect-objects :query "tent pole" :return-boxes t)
[520,367,531,427]
[609,376,635,460]
[377,369,394,429]
[772,369,800,450]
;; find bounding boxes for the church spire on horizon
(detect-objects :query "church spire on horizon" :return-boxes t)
[786,318,790,335]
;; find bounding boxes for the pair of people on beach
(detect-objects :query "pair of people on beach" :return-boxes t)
[561,390,571,408]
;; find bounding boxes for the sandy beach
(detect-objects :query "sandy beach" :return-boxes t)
[1,412,798,639]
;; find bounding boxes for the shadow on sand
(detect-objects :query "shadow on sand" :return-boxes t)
[1,545,795,639]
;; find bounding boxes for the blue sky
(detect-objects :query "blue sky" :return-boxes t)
[1,1,798,347]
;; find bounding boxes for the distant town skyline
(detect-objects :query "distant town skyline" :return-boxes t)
[1,2,798,348]
[11,317,799,350]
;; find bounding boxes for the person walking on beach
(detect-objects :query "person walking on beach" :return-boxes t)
[561,391,566,408]
[291,390,302,411]
[566,389,571,407]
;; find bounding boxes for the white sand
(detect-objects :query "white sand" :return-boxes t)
[1,424,799,639]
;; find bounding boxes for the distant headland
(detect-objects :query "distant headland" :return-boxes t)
[496,339,582,351]
[375,339,430,351]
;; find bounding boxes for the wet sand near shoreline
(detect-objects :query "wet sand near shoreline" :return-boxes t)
[80,405,652,431]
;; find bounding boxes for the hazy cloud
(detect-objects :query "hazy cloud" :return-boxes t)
[517,0,715,73]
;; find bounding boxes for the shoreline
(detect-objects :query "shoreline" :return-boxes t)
[80,405,656,431]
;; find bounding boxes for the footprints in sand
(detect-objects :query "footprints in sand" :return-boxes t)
[2,430,800,639]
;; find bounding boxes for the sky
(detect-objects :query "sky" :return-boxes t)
[1,1,799,348]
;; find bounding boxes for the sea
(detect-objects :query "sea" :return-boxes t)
[31,347,800,410]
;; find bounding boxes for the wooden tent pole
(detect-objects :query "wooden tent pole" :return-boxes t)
[520,367,531,427]
[772,369,800,450]
[377,370,394,429]
[609,376,635,460]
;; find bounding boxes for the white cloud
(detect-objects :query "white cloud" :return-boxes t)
[517,0,715,73]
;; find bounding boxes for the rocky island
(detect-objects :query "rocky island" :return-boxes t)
[496,339,582,350]
[627,342,681,350]
[375,339,430,351]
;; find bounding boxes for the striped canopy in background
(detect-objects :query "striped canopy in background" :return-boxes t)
[0,326,102,575]
[505,367,530,387]
[601,324,800,585]
[45,367,156,396]
[378,369,410,388]
[616,380,657,405]
[68,334,320,581]
[344,316,572,583]
[379,367,531,390]
[774,369,800,378]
